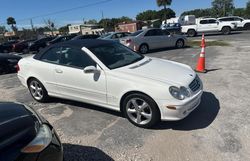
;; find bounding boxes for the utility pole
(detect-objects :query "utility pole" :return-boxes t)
[101,10,104,19]
[30,19,35,38]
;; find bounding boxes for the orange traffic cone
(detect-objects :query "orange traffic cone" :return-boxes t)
[195,33,207,73]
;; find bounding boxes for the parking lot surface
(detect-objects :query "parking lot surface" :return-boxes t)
[1,32,250,161]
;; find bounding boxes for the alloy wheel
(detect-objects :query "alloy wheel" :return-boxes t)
[126,98,152,125]
[29,80,44,100]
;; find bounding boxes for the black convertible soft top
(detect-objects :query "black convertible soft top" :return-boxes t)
[34,39,115,60]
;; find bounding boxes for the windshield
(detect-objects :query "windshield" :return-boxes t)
[90,43,144,69]
[130,30,143,36]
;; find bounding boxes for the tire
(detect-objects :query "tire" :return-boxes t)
[222,27,231,35]
[139,44,149,54]
[28,78,49,102]
[175,39,185,48]
[244,23,250,30]
[187,29,196,37]
[122,93,160,128]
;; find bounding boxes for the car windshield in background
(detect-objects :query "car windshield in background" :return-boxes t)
[90,43,144,69]
[130,30,143,36]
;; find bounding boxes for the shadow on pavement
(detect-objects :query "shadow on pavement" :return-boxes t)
[49,98,123,118]
[63,143,114,161]
[154,91,220,130]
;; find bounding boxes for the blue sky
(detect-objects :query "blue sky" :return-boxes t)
[0,0,248,29]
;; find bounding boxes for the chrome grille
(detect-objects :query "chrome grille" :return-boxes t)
[189,75,201,92]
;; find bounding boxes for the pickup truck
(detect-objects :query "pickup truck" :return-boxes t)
[218,16,250,30]
[181,18,237,37]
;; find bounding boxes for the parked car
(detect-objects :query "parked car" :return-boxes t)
[181,18,237,37]
[218,16,250,30]
[28,37,55,53]
[0,102,63,161]
[0,40,19,53]
[120,28,187,54]
[47,35,76,46]
[99,32,131,42]
[17,39,203,128]
[71,34,100,40]
[161,23,182,34]
[12,39,36,53]
[0,53,21,75]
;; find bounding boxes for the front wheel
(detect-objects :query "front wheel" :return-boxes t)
[28,78,49,102]
[123,93,160,128]
[222,27,231,35]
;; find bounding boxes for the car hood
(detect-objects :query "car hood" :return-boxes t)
[115,57,196,86]
[0,103,38,152]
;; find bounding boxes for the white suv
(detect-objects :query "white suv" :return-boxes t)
[218,16,250,30]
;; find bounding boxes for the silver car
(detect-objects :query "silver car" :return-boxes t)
[120,28,187,54]
[99,32,131,42]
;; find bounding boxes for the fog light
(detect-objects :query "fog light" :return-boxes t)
[166,106,176,110]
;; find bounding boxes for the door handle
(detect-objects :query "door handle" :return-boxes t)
[55,69,63,74]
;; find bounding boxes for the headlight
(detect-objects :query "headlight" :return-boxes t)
[21,124,52,153]
[169,86,190,100]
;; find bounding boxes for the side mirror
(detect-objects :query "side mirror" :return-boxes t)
[83,66,98,74]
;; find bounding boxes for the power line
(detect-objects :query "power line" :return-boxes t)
[1,0,113,25]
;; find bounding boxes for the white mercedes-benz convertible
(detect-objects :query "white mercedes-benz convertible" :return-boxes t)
[17,39,203,128]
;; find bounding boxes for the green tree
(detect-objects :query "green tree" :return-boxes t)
[246,1,250,18]
[7,17,17,33]
[181,8,216,17]
[136,9,175,21]
[156,0,172,22]
[59,24,71,34]
[212,0,234,16]
[136,10,158,21]
[0,26,7,34]
[85,19,98,24]
[233,8,245,17]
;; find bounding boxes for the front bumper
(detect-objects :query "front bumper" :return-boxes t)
[157,90,203,121]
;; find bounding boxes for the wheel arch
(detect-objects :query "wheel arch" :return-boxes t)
[119,90,161,117]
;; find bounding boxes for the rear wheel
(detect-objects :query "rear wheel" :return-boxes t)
[175,39,184,48]
[28,78,49,102]
[222,27,231,35]
[139,44,149,54]
[187,29,196,37]
[122,93,160,128]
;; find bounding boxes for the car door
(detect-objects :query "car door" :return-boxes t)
[54,46,107,104]
[197,20,208,32]
[207,19,219,31]
[143,29,163,49]
[158,29,172,48]
[38,47,61,94]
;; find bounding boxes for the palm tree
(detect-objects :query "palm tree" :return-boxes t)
[156,0,172,23]
[7,17,17,34]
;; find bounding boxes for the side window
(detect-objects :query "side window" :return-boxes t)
[208,19,217,24]
[40,47,61,64]
[145,30,156,36]
[200,20,207,24]
[59,47,96,69]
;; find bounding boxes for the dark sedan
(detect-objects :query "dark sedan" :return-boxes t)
[47,35,77,46]
[71,34,100,40]
[12,39,36,53]
[161,23,182,34]
[0,40,19,53]
[28,37,55,53]
[0,53,21,75]
[0,102,63,161]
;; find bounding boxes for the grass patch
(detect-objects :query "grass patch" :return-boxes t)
[187,40,230,47]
